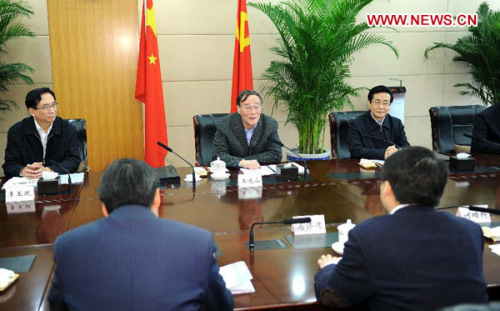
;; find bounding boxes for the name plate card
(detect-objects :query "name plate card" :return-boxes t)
[5,186,35,203]
[456,205,491,223]
[291,214,326,235]
[238,173,263,188]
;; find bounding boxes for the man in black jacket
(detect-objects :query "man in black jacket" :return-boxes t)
[3,87,81,178]
[348,85,410,160]
[471,104,500,154]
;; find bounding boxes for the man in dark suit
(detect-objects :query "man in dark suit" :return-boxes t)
[212,89,282,169]
[471,104,500,154]
[347,85,410,160]
[48,158,234,311]
[3,87,81,178]
[315,146,488,310]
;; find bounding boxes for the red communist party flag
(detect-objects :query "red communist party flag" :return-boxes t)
[135,0,168,167]
[231,0,254,113]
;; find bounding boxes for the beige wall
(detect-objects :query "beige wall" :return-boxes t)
[0,0,51,176]
[0,0,498,173]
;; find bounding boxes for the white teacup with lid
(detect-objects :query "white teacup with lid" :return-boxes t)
[337,219,355,245]
[210,157,226,174]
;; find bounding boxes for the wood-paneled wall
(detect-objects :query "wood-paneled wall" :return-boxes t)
[47,0,143,171]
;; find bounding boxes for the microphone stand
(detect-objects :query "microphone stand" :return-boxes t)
[270,139,308,180]
[157,142,196,193]
[363,134,400,149]
[48,160,72,194]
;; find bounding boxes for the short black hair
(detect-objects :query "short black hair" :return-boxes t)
[381,146,448,206]
[25,87,56,110]
[98,158,159,213]
[368,85,393,104]
[236,89,263,107]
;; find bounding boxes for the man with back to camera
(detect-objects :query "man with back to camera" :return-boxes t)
[212,89,282,169]
[348,85,410,160]
[2,87,81,178]
[48,158,234,311]
[315,146,488,310]
[471,104,500,154]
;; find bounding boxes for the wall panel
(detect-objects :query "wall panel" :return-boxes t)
[47,0,142,171]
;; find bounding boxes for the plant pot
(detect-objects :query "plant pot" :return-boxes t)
[286,149,330,161]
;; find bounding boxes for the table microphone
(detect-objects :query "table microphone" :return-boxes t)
[269,138,308,179]
[157,142,196,192]
[464,133,500,147]
[48,160,72,194]
[249,217,311,251]
[363,134,400,149]
[464,133,483,141]
[468,205,500,215]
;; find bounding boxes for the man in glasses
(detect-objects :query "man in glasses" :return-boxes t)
[213,89,282,169]
[348,85,410,160]
[3,87,80,178]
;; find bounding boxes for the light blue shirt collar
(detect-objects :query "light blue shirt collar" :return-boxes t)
[370,112,385,126]
[244,124,257,146]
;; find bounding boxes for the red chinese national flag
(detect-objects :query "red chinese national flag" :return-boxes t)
[135,0,168,167]
[231,0,254,113]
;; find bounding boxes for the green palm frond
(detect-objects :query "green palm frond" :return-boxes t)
[0,0,34,115]
[249,0,398,153]
[424,2,500,106]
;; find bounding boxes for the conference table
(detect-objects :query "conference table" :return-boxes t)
[1,156,500,310]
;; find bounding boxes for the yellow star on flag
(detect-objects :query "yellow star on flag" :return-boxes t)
[148,53,157,65]
[146,7,157,36]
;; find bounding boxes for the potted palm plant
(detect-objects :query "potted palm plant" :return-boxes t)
[424,2,500,106]
[0,0,35,115]
[249,0,398,159]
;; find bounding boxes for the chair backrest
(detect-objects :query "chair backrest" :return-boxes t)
[429,105,485,155]
[67,118,88,172]
[193,113,229,166]
[328,111,365,159]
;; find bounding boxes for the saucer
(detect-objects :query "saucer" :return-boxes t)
[211,173,230,181]
[331,242,344,255]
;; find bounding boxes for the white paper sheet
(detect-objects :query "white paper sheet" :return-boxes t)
[219,261,255,295]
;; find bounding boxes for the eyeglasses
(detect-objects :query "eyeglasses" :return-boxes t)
[242,105,262,111]
[35,102,59,111]
[371,100,390,108]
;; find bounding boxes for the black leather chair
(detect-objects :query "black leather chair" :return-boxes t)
[193,113,229,166]
[68,118,88,172]
[328,111,365,159]
[429,105,485,155]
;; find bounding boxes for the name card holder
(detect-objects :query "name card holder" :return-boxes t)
[291,214,326,235]
[5,185,35,203]
[457,205,491,224]
[238,173,263,188]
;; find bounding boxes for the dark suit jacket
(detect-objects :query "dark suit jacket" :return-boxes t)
[212,113,282,167]
[48,205,234,311]
[347,111,410,160]
[2,116,81,177]
[471,104,500,154]
[315,205,488,311]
